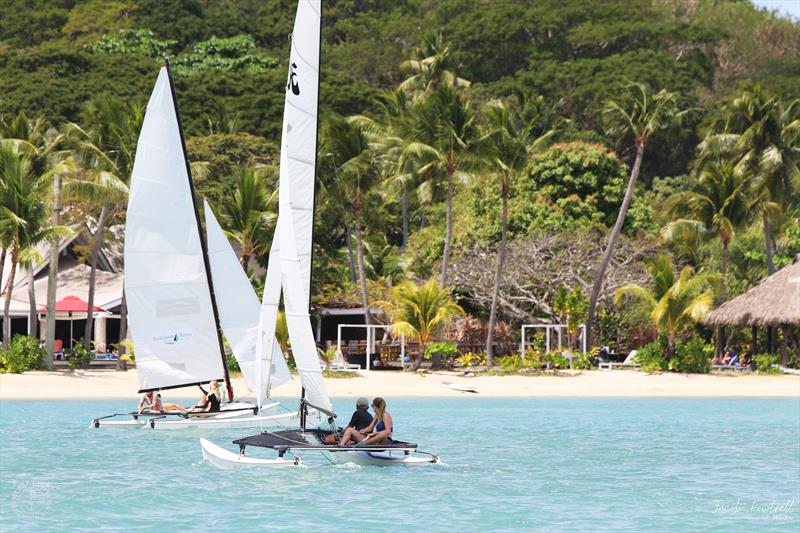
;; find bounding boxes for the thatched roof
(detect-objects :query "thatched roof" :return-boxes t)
[703,255,800,327]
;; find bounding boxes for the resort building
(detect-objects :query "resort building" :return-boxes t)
[0,226,124,352]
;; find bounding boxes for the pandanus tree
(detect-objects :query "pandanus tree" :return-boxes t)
[401,84,478,287]
[321,115,378,325]
[63,95,143,349]
[613,254,717,355]
[699,86,800,275]
[217,166,276,271]
[585,83,690,348]
[378,278,463,371]
[0,144,70,349]
[475,94,556,366]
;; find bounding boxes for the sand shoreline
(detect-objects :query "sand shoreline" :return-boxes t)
[1,369,798,399]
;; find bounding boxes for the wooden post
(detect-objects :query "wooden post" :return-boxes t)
[781,325,789,366]
[751,326,758,355]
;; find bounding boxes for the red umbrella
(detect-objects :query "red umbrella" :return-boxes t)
[38,295,105,313]
[38,295,106,351]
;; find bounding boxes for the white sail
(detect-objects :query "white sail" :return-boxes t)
[260,0,331,412]
[204,200,291,399]
[125,68,224,392]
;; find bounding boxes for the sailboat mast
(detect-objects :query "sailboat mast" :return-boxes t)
[308,1,323,314]
[162,55,234,402]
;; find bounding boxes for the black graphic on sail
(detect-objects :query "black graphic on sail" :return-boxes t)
[287,62,300,95]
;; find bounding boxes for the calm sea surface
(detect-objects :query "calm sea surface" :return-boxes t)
[0,397,798,532]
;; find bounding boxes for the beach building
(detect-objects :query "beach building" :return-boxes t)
[703,254,800,363]
[0,225,124,351]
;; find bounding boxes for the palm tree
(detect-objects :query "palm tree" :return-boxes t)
[0,144,69,349]
[377,278,463,371]
[399,31,470,97]
[1,113,74,361]
[585,83,689,348]
[64,95,143,348]
[217,166,276,271]
[613,254,717,355]
[401,84,478,286]
[699,86,800,275]
[475,95,556,366]
[321,115,378,325]
[663,163,754,279]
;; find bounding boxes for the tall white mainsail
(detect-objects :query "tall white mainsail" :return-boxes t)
[204,200,291,400]
[258,0,331,413]
[125,67,225,392]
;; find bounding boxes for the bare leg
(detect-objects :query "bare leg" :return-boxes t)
[338,427,366,446]
[161,402,187,413]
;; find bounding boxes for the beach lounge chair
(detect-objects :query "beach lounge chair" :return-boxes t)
[599,350,640,370]
[327,348,361,371]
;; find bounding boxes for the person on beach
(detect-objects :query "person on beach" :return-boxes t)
[338,397,393,446]
[325,397,373,444]
[189,381,221,413]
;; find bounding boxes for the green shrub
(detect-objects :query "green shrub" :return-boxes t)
[67,340,94,370]
[424,341,460,360]
[572,350,595,370]
[456,352,486,367]
[754,353,781,374]
[670,334,712,373]
[635,336,669,373]
[0,335,47,373]
[225,353,240,372]
[544,351,568,369]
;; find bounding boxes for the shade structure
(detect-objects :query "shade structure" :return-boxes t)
[38,295,106,314]
[702,256,800,327]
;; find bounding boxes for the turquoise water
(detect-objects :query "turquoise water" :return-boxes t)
[1,397,798,532]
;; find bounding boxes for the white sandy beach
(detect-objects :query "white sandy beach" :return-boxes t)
[1,369,798,399]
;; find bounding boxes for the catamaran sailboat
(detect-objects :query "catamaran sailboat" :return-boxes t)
[91,58,317,430]
[200,0,438,466]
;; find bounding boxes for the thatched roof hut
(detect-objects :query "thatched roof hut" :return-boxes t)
[703,255,800,327]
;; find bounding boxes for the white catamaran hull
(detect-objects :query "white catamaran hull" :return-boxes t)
[146,409,321,430]
[326,450,440,466]
[200,438,300,468]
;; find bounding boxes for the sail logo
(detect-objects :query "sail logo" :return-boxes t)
[153,332,193,345]
[287,62,300,95]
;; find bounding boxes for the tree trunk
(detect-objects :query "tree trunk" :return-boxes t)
[763,215,775,275]
[440,158,455,287]
[3,246,19,349]
[353,194,372,326]
[119,290,127,354]
[586,144,645,348]
[343,219,357,284]
[401,191,409,250]
[485,176,509,368]
[716,238,730,357]
[45,174,62,369]
[412,341,426,371]
[84,206,108,349]
[27,269,37,339]
[0,248,6,298]
[239,251,250,272]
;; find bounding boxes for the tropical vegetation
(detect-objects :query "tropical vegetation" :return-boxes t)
[0,0,798,370]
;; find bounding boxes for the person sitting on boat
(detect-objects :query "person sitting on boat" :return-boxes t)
[338,397,393,447]
[152,393,188,413]
[325,397,373,444]
[138,391,156,413]
[189,381,221,413]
